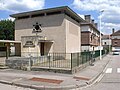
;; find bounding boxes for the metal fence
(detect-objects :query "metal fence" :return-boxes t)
[30,53,72,70]
[71,52,91,68]
[6,52,72,70]
[6,50,109,72]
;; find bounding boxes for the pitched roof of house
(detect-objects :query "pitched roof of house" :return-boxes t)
[102,35,111,40]
[111,30,120,36]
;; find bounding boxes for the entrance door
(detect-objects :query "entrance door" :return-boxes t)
[40,42,44,56]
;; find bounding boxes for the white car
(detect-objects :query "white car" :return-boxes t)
[113,51,119,55]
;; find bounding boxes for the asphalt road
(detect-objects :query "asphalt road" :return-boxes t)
[82,54,120,90]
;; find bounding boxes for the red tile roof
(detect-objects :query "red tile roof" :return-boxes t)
[102,35,111,39]
[111,30,120,36]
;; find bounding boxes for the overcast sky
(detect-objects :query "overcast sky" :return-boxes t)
[0,0,120,34]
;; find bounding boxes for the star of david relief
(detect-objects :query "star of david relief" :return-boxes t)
[33,22,42,33]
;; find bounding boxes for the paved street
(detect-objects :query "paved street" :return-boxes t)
[0,83,34,90]
[82,54,120,90]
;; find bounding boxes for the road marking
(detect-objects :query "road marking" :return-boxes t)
[105,68,112,73]
[117,68,120,73]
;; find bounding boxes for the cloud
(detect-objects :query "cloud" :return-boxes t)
[101,22,120,34]
[73,0,120,11]
[0,0,45,13]
[72,0,120,34]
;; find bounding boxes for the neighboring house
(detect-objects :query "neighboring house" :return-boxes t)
[102,35,111,50]
[81,15,101,52]
[111,29,120,51]
[10,6,84,57]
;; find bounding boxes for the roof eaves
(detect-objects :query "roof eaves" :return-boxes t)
[10,6,68,18]
[10,6,85,23]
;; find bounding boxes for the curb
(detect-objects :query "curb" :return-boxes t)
[0,79,87,90]
[86,59,110,85]
[0,80,12,85]
[0,66,8,69]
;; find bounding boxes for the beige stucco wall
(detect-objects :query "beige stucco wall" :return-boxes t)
[15,13,81,54]
[65,15,81,53]
[15,14,66,53]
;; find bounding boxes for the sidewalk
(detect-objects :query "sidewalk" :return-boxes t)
[0,54,111,90]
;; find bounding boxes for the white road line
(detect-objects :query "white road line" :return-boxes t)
[117,68,120,73]
[105,68,112,73]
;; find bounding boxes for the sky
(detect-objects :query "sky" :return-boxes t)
[0,0,120,34]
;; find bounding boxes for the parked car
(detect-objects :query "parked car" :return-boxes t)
[113,50,119,55]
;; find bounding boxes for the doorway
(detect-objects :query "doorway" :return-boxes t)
[40,42,44,56]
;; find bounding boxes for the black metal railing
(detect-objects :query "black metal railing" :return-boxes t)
[6,50,108,71]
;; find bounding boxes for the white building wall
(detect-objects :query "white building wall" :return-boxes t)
[112,47,120,51]
[81,26,90,32]
[112,36,120,39]
[81,46,101,52]
[102,39,111,45]
[81,46,90,51]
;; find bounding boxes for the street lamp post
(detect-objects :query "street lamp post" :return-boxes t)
[99,10,104,60]
[109,34,111,53]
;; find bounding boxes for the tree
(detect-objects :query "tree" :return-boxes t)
[0,19,15,40]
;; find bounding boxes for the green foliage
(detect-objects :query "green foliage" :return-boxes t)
[0,19,15,40]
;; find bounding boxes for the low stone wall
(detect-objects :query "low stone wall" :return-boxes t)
[6,57,29,70]
[71,62,90,74]
[6,56,54,70]
[0,57,6,65]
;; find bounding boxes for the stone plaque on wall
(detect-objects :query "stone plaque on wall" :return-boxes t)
[21,36,46,47]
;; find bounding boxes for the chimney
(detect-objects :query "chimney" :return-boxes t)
[112,28,115,33]
[85,15,91,23]
[91,19,94,24]
[95,23,98,28]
